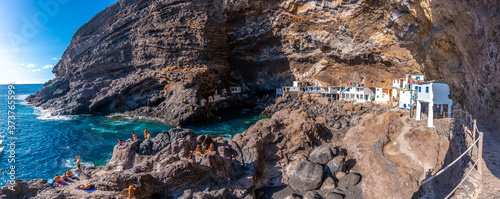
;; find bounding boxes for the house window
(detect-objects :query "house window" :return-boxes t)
[426,87,429,93]
[377,95,379,98]
[416,77,420,80]
[418,87,421,93]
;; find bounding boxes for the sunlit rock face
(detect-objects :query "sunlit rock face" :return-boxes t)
[226,0,499,129]
[28,0,500,129]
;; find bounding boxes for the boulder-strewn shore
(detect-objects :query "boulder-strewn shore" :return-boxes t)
[1,99,469,198]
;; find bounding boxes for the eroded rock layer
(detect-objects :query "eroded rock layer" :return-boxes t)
[28,0,499,128]
[27,0,231,125]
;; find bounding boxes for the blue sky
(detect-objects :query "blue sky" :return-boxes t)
[0,0,117,84]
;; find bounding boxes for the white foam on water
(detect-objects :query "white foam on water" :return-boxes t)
[81,161,95,168]
[90,126,116,134]
[62,158,95,169]
[32,107,77,121]
[16,94,31,105]
[16,94,30,101]
[62,158,76,168]
[221,133,232,141]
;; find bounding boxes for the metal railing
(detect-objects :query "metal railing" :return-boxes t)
[419,109,483,199]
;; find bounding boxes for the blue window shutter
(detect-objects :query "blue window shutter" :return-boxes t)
[426,87,429,93]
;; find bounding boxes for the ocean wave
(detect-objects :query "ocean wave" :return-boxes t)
[62,158,95,170]
[34,107,77,121]
[16,94,30,101]
[221,133,232,141]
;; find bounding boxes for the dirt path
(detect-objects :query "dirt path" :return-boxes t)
[477,125,500,198]
[397,117,428,169]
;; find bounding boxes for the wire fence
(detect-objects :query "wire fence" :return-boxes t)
[420,109,483,199]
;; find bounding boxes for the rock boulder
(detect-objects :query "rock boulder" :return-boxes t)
[309,143,334,165]
[288,161,324,191]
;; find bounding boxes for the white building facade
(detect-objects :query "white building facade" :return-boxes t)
[415,82,453,127]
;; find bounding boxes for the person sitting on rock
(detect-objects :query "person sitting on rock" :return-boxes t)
[118,139,124,146]
[128,185,138,199]
[195,145,203,156]
[66,169,73,177]
[131,132,137,142]
[204,143,215,153]
[53,174,62,183]
[144,128,151,139]
[62,173,69,181]
[188,154,193,160]
[76,184,93,190]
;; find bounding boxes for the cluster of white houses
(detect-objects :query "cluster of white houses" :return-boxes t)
[277,74,453,127]
[199,86,245,107]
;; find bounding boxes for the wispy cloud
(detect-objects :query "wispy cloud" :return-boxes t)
[43,64,53,69]
[8,70,19,74]
[31,69,41,72]
[20,63,25,66]
[51,58,58,61]
[26,63,36,68]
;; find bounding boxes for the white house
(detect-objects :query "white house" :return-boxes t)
[276,88,283,97]
[230,86,241,94]
[406,74,424,83]
[339,87,362,102]
[293,81,308,87]
[337,87,376,103]
[392,78,405,89]
[398,89,416,109]
[374,87,392,103]
[393,73,425,108]
[415,82,453,127]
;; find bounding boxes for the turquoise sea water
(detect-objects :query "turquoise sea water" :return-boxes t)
[0,84,266,186]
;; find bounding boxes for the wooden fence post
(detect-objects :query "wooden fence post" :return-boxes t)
[478,132,484,176]
[472,119,477,142]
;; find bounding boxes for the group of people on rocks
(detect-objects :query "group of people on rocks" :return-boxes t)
[52,169,73,184]
[117,128,151,146]
[52,156,84,185]
[192,143,215,158]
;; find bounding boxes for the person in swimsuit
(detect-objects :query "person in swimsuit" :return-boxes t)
[195,145,203,156]
[205,143,215,153]
[118,139,124,146]
[66,169,73,177]
[76,184,93,190]
[53,174,62,183]
[75,156,82,173]
[62,173,69,181]
[144,128,151,139]
[131,132,138,142]
[128,184,138,199]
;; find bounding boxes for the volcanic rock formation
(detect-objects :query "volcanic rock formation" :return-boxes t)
[26,0,500,129]
[0,100,474,199]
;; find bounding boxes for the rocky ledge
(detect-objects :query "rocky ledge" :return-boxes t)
[0,101,470,198]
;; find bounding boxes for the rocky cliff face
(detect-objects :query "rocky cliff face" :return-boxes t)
[27,0,499,128]
[27,0,231,125]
